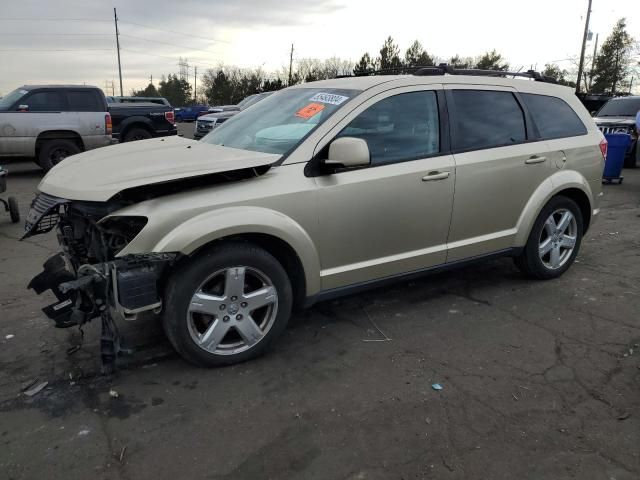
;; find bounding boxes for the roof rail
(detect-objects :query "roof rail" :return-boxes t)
[346,64,558,84]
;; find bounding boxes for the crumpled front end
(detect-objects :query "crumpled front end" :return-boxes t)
[23,192,178,372]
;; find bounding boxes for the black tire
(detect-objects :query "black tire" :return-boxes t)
[162,243,293,367]
[8,197,19,223]
[38,139,81,171]
[514,196,583,280]
[176,115,183,123]
[123,127,152,142]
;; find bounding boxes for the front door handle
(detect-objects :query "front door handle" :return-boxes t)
[422,171,450,181]
[525,155,547,164]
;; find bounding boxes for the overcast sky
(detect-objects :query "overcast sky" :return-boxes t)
[1,0,638,96]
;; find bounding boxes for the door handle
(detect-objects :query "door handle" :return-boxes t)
[422,171,450,181]
[525,155,547,164]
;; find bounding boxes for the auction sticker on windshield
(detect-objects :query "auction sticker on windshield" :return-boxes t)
[309,93,349,105]
[296,103,325,119]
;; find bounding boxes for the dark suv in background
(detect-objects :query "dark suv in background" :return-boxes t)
[593,96,640,167]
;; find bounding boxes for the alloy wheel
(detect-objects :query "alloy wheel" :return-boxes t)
[187,266,278,355]
[538,208,577,270]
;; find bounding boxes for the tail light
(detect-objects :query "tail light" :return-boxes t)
[164,110,175,125]
[105,113,112,135]
[599,138,608,160]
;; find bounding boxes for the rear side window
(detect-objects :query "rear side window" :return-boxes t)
[450,90,526,151]
[66,91,103,112]
[337,90,440,166]
[23,91,65,112]
[521,93,587,139]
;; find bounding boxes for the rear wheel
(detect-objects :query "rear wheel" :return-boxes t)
[162,243,293,367]
[123,127,152,142]
[8,197,19,223]
[514,196,583,280]
[38,139,81,171]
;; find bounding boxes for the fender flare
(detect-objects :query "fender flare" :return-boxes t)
[514,170,595,246]
[151,206,322,295]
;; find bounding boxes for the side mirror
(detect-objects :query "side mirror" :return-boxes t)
[17,105,29,112]
[326,137,370,168]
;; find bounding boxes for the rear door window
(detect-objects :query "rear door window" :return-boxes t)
[521,93,587,139]
[66,91,103,112]
[23,91,65,112]
[450,90,526,151]
[337,90,440,166]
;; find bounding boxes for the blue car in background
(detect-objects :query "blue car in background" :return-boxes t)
[175,105,209,122]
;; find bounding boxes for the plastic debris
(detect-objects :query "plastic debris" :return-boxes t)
[109,389,119,398]
[119,446,127,463]
[431,383,443,391]
[618,412,631,421]
[23,381,48,397]
[5,334,14,340]
[78,428,91,437]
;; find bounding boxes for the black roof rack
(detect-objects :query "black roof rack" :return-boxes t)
[342,64,558,84]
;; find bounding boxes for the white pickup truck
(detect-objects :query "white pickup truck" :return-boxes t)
[0,85,113,170]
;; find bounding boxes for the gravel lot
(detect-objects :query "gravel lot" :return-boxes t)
[0,149,639,479]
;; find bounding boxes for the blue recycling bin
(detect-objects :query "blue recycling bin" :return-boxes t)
[603,133,631,183]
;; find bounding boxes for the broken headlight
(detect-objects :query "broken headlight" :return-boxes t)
[98,216,148,254]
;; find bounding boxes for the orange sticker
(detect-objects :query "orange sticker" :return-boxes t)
[296,103,325,119]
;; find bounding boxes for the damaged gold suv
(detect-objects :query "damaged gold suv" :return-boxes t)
[24,67,606,369]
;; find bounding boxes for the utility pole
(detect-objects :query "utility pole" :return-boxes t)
[288,44,294,86]
[150,74,153,85]
[588,33,599,91]
[194,66,197,102]
[113,8,123,96]
[575,0,592,94]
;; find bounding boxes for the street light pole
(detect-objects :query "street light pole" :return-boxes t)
[576,0,593,94]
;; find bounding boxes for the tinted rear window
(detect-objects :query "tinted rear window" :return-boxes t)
[450,90,526,151]
[66,91,103,111]
[597,97,640,117]
[522,93,587,139]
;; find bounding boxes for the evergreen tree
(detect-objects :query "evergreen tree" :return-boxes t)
[591,18,635,94]
[132,83,159,97]
[475,50,509,71]
[404,40,434,67]
[378,36,402,71]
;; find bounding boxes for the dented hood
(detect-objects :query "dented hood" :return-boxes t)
[38,136,281,201]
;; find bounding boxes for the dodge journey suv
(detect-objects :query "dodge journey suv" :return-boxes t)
[24,68,605,369]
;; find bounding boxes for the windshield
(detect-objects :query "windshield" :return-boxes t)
[0,88,28,111]
[597,97,640,117]
[203,88,359,155]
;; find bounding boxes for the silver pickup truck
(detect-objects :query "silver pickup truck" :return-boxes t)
[0,85,112,170]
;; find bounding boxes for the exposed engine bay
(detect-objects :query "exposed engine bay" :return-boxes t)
[24,165,270,372]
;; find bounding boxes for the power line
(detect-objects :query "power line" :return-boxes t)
[118,20,229,44]
[0,18,110,22]
[0,48,113,52]
[0,32,112,36]
[120,48,220,70]
[120,33,220,55]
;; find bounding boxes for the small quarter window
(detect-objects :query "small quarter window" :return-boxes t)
[521,93,587,139]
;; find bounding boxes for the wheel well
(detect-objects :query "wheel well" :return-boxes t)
[35,130,84,154]
[190,234,307,309]
[122,122,153,139]
[555,188,592,233]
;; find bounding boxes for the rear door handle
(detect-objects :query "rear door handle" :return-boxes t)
[525,155,547,164]
[422,171,450,181]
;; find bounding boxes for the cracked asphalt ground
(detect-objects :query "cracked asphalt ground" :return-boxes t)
[1,147,639,479]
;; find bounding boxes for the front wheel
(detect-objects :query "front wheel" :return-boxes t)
[514,196,583,280]
[162,243,293,367]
